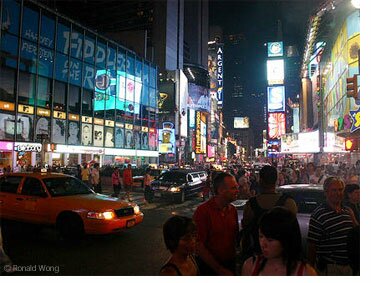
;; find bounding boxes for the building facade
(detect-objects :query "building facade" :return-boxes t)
[0,0,159,170]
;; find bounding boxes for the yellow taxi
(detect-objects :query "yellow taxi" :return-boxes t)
[0,172,144,239]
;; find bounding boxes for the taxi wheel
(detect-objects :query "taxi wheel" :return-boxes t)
[57,213,84,241]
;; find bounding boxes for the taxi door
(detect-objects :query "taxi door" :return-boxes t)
[18,177,50,223]
[0,175,24,220]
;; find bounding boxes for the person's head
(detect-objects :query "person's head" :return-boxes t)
[212,172,238,203]
[307,162,316,174]
[259,207,302,267]
[114,166,119,172]
[259,165,277,189]
[94,163,99,169]
[163,216,196,255]
[345,183,360,204]
[127,164,132,169]
[323,176,345,207]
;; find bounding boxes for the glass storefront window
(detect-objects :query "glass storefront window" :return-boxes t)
[0,113,16,140]
[0,67,16,102]
[56,21,70,55]
[1,33,18,69]
[71,27,84,59]
[135,58,142,79]
[117,49,126,72]
[55,52,69,82]
[82,89,93,116]
[143,62,149,86]
[107,45,116,70]
[22,6,39,42]
[93,125,104,147]
[69,58,82,86]
[115,127,124,148]
[68,85,81,113]
[52,119,66,144]
[18,72,36,105]
[67,121,80,145]
[105,127,114,147]
[84,33,95,65]
[54,81,66,111]
[81,123,93,146]
[83,64,95,90]
[17,114,34,142]
[19,38,37,74]
[2,0,20,36]
[127,52,135,76]
[38,47,54,78]
[37,76,52,108]
[40,13,55,49]
[150,66,157,88]
[96,40,106,69]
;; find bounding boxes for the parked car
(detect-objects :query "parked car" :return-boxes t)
[149,169,207,203]
[232,184,325,256]
[0,173,144,240]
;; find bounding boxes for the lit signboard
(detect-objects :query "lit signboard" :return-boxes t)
[216,45,223,108]
[188,84,210,112]
[195,111,202,153]
[267,59,284,85]
[158,122,175,154]
[268,113,286,139]
[267,86,285,112]
[94,70,141,114]
[268,42,283,57]
[234,117,250,129]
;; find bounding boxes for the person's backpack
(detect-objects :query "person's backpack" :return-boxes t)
[240,193,292,260]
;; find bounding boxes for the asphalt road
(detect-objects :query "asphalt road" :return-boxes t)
[1,189,205,276]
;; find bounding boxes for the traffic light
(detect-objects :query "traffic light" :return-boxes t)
[346,75,358,99]
[345,137,359,151]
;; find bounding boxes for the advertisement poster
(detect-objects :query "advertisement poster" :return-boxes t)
[16,114,33,141]
[233,117,250,129]
[105,127,114,147]
[35,117,50,138]
[125,129,133,148]
[0,113,17,140]
[268,113,286,139]
[115,128,124,148]
[267,59,284,85]
[267,42,283,57]
[267,86,285,112]
[141,132,149,150]
[81,123,92,146]
[158,81,175,114]
[67,121,80,145]
[149,129,157,151]
[52,119,66,144]
[93,125,104,147]
[133,127,141,149]
[188,84,210,112]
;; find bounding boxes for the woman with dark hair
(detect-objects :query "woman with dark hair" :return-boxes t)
[241,207,317,276]
[344,183,360,224]
[160,216,199,276]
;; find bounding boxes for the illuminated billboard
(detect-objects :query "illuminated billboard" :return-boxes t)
[94,70,142,114]
[234,117,250,129]
[267,86,285,112]
[267,59,284,85]
[158,122,175,154]
[268,113,286,139]
[188,83,210,112]
[267,42,283,57]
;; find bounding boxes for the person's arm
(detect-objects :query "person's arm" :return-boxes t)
[196,242,234,275]
[241,257,255,276]
[307,241,317,268]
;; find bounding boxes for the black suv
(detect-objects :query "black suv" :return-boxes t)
[148,169,207,203]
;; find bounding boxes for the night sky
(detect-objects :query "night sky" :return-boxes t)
[209,0,323,147]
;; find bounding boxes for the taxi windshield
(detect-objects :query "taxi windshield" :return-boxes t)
[43,177,93,197]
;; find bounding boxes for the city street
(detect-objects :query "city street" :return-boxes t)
[1,188,204,276]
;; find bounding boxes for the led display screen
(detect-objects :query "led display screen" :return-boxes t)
[234,117,250,129]
[268,113,286,139]
[267,59,284,85]
[267,42,283,57]
[267,86,285,112]
[93,70,142,114]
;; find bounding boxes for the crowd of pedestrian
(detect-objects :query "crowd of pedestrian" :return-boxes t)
[160,163,360,276]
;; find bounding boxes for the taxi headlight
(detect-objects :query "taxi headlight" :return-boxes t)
[169,186,181,192]
[133,205,140,214]
[87,210,116,220]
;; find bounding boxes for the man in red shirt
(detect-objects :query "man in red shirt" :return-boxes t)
[122,164,133,201]
[193,172,239,275]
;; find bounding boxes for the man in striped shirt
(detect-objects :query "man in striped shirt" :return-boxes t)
[307,176,357,276]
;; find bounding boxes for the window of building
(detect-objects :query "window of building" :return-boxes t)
[1,0,20,36]
[22,6,39,43]
[18,71,36,105]
[56,21,70,55]
[37,76,52,108]
[96,40,106,69]
[54,80,67,111]
[71,26,83,59]
[68,85,81,113]
[19,38,37,74]
[82,88,93,116]
[40,13,55,49]
[84,33,96,65]
[0,67,16,102]
[1,33,18,69]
